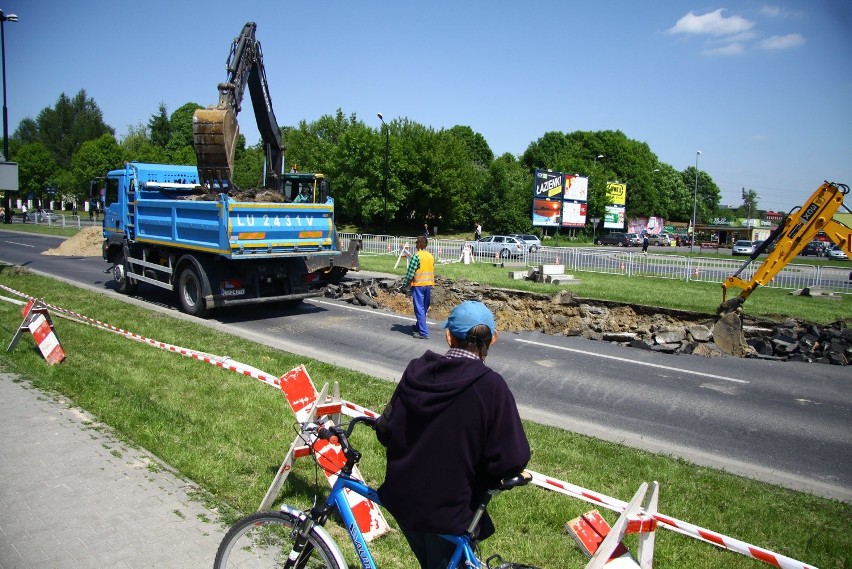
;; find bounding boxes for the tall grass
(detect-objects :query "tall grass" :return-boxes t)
[0,267,848,568]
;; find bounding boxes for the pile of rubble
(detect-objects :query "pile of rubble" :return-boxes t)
[326,276,850,366]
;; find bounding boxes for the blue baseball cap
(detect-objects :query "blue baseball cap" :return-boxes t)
[442,301,497,339]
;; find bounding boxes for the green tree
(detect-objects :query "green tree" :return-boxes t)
[681,167,721,225]
[166,102,203,160]
[483,153,533,234]
[446,125,494,168]
[148,102,172,148]
[121,123,168,164]
[15,90,114,170]
[14,142,57,204]
[69,134,124,202]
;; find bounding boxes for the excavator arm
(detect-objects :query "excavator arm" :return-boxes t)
[719,181,851,313]
[193,22,285,190]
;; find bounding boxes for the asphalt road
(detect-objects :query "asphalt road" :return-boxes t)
[1,229,850,503]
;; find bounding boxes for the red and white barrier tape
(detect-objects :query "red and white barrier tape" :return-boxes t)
[0,284,284,390]
[0,284,818,568]
[528,471,815,569]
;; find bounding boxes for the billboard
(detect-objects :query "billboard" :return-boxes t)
[604,205,625,229]
[533,169,563,227]
[0,162,19,192]
[561,201,587,227]
[563,174,588,201]
[606,181,626,206]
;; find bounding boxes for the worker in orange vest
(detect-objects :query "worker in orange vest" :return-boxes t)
[401,235,435,339]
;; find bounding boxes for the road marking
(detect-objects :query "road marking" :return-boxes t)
[515,338,749,384]
[4,240,35,248]
[309,298,434,325]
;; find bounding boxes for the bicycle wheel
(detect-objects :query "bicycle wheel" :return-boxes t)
[214,511,344,569]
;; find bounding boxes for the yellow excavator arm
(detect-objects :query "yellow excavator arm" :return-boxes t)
[720,181,851,312]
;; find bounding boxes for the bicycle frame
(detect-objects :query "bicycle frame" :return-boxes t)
[319,472,479,569]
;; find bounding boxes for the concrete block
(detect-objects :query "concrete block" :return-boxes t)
[539,264,565,276]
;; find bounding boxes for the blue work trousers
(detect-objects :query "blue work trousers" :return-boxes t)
[411,285,431,337]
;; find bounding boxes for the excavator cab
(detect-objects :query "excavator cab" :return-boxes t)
[283,172,330,204]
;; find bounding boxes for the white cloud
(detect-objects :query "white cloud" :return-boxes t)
[703,42,746,56]
[670,9,755,36]
[758,33,806,50]
[759,5,800,18]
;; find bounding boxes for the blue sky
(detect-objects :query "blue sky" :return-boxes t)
[3,1,850,214]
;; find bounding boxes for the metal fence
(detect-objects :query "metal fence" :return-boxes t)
[338,233,852,296]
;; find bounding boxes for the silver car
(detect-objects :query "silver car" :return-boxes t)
[827,245,848,260]
[465,235,526,259]
[509,233,542,252]
[732,240,755,256]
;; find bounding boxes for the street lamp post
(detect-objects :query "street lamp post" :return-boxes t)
[690,151,701,253]
[1,9,17,225]
[377,113,388,235]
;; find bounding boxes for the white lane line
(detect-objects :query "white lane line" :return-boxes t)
[308,298,437,325]
[4,241,35,247]
[515,338,749,384]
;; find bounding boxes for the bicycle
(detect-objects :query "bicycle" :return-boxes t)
[214,415,537,569]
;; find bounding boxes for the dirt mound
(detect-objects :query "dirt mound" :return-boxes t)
[43,226,103,257]
[341,277,851,366]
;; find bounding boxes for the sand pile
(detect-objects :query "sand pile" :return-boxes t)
[43,226,103,257]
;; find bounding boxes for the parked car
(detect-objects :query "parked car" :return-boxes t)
[595,232,632,247]
[36,209,63,223]
[647,233,674,246]
[826,245,848,260]
[465,235,526,258]
[508,233,542,252]
[800,241,826,257]
[625,233,642,246]
[732,240,755,256]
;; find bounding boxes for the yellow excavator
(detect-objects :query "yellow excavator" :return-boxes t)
[192,22,284,191]
[719,181,851,313]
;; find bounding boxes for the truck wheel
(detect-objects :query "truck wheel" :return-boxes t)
[113,249,138,295]
[177,265,211,318]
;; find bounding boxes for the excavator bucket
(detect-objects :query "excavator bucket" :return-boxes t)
[193,107,239,188]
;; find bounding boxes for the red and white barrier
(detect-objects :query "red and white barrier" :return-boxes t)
[6,299,65,365]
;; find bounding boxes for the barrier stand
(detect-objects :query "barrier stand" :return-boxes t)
[393,242,410,269]
[566,481,659,569]
[458,244,474,265]
[6,299,65,365]
[260,365,390,542]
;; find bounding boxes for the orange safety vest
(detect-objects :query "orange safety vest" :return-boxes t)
[411,249,435,287]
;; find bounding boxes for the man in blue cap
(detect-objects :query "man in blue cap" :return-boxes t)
[376,301,531,569]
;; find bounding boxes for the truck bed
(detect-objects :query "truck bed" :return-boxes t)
[132,194,338,260]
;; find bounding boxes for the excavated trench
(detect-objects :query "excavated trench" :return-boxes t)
[333,276,851,366]
[45,228,850,366]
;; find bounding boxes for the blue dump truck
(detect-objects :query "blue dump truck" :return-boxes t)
[101,162,359,317]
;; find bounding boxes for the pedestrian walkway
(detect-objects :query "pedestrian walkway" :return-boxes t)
[0,372,226,568]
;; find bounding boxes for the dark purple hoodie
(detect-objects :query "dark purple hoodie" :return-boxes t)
[376,350,530,538]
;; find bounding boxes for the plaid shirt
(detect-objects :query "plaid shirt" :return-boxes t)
[401,251,420,287]
[445,348,480,360]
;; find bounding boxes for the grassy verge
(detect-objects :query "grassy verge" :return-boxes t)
[0,267,848,568]
[358,252,852,324]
